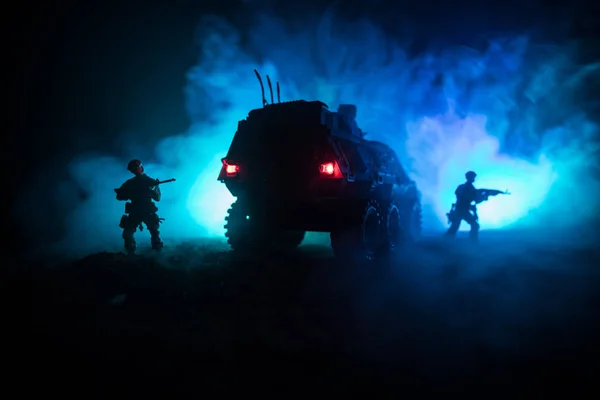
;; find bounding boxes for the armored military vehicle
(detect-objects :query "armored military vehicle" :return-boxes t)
[217,70,421,261]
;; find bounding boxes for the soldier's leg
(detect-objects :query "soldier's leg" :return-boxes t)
[121,215,140,254]
[122,226,137,254]
[445,216,462,237]
[463,212,480,242]
[145,214,163,250]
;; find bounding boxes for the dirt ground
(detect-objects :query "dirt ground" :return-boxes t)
[23,230,600,395]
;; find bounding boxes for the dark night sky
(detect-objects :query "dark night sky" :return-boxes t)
[19,1,221,153]
[10,0,599,255]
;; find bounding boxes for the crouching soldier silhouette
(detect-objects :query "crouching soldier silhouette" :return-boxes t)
[114,159,165,254]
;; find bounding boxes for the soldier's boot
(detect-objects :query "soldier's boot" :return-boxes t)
[149,229,163,251]
[151,237,163,251]
[469,222,480,243]
[445,223,459,238]
[122,229,137,254]
[124,238,137,254]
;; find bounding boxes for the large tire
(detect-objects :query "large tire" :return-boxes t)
[402,199,422,242]
[330,199,383,261]
[277,231,306,250]
[384,201,403,253]
[224,200,253,251]
[224,200,306,252]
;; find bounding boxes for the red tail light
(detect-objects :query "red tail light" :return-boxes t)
[220,158,240,179]
[225,164,239,175]
[319,161,343,178]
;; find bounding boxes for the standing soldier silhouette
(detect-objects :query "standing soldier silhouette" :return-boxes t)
[114,159,164,254]
[445,170,481,242]
[445,170,510,242]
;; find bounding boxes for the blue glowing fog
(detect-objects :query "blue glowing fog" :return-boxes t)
[26,12,600,255]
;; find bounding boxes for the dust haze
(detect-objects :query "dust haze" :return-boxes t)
[22,5,600,391]
[15,10,600,258]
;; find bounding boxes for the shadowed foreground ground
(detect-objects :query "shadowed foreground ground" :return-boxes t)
[26,230,600,395]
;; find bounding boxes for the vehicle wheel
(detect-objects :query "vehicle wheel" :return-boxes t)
[275,231,306,250]
[402,199,422,242]
[329,230,348,260]
[385,201,403,252]
[330,199,383,261]
[225,201,305,252]
[224,200,254,251]
[362,199,384,259]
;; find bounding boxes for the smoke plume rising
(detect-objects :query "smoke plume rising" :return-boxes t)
[17,11,600,256]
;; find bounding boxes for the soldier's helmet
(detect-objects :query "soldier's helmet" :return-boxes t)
[127,159,143,174]
[465,171,477,181]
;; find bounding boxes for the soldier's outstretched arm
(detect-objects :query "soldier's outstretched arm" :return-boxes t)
[474,192,488,204]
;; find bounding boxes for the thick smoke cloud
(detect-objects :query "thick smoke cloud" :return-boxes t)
[18,11,600,256]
